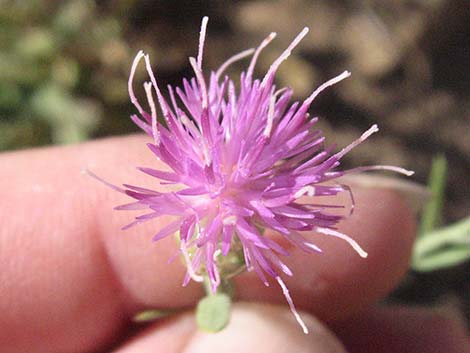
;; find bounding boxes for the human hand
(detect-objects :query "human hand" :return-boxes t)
[0,135,467,352]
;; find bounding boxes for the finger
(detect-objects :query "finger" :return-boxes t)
[0,135,415,352]
[89,135,415,322]
[235,185,416,322]
[333,306,469,353]
[0,135,169,353]
[88,136,415,323]
[114,303,347,353]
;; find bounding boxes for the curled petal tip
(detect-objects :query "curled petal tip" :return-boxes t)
[338,70,351,81]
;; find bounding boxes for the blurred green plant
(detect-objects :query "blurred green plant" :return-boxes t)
[133,308,176,322]
[418,155,447,236]
[412,155,470,272]
[0,0,136,150]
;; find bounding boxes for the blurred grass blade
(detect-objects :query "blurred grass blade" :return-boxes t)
[412,217,470,272]
[412,247,470,272]
[419,154,447,237]
[133,309,174,323]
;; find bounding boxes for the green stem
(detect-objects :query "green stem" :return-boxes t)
[419,154,447,236]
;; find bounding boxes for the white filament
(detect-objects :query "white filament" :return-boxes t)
[181,240,204,283]
[197,16,209,69]
[143,82,160,145]
[303,241,322,252]
[143,53,170,123]
[263,91,276,137]
[261,28,309,87]
[189,57,209,110]
[335,124,379,160]
[305,70,351,105]
[315,227,368,258]
[345,165,415,176]
[180,113,211,166]
[294,186,316,199]
[128,50,146,115]
[263,87,288,137]
[247,32,277,80]
[216,48,255,81]
[276,276,309,334]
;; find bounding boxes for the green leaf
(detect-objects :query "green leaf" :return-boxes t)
[412,217,470,272]
[419,155,447,236]
[412,247,470,272]
[133,309,172,323]
[0,82,22,109]
[414,217,470,257]
[29,83,101,143]
[196,293,231,332]
[15,28,56,59]
[53,0,95,36]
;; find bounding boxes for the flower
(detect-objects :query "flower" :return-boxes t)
[92,17,413,333]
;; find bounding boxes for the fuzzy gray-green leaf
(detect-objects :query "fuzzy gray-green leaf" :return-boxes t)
[196,293,231,332]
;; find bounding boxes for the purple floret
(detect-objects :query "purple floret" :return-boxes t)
[95,17,412,333]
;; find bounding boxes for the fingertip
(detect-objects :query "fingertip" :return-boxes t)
[236,187,417,322]
[82,135,204,310]
[115,303,348,353]
[183,303,347,353]
[113,313,195,353]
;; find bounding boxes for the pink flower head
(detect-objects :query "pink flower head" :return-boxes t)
[94,17,413,333]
